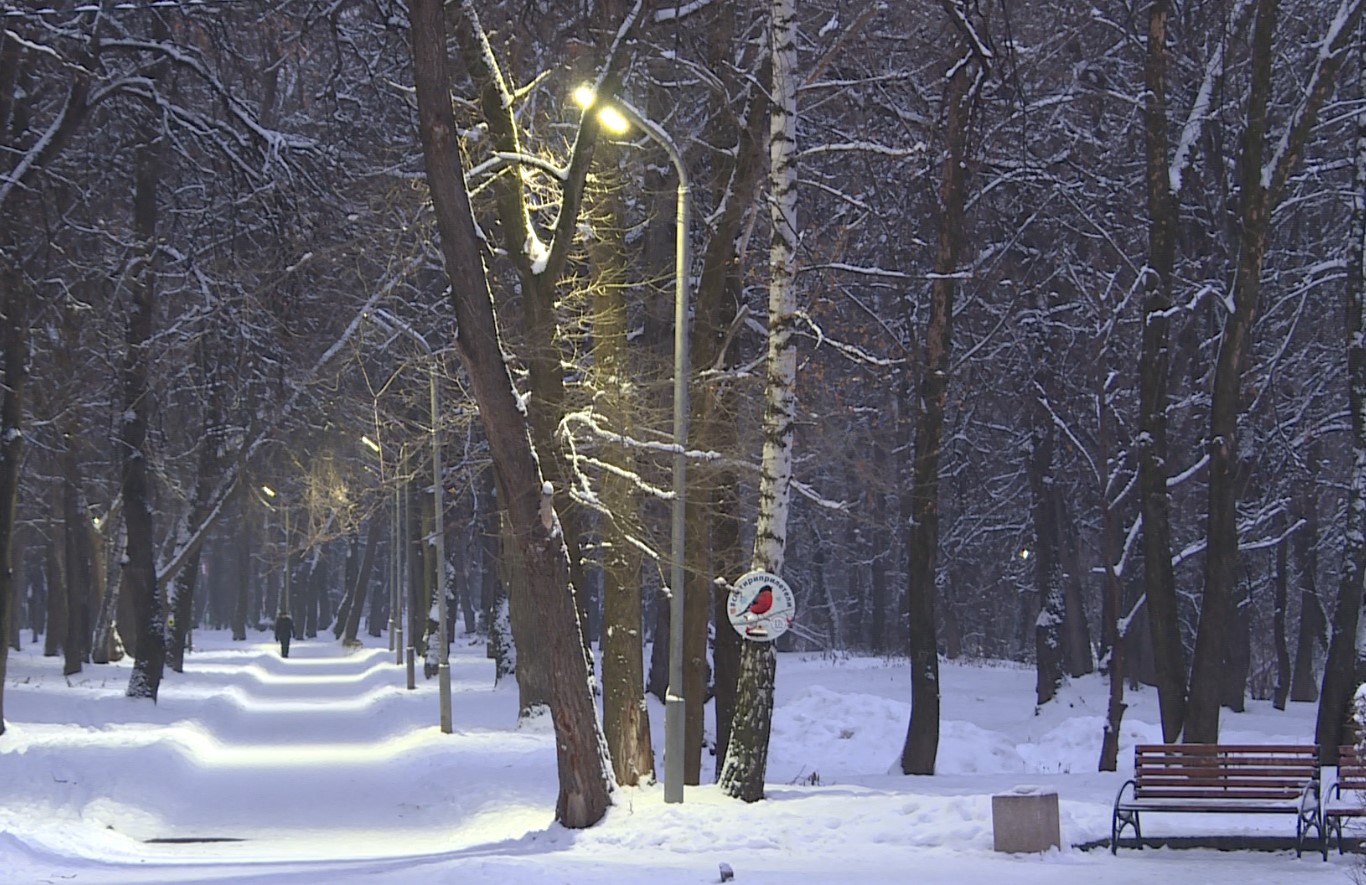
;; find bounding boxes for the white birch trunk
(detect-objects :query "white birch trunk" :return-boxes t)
[719,0,798,802]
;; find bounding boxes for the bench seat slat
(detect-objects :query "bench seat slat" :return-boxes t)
[1139,772,1313,783]
[1120,800,1306,813]
[1136,759,1316,764]
[1133,790,1305,801]
[1137,779,1310,791]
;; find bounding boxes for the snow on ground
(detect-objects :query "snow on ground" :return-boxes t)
[1,630,1361,884]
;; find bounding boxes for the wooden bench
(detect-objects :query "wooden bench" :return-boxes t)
[1110,743,1324,859]
[1326,743,1366,853]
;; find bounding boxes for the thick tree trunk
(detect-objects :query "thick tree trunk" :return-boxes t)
[900,16,984,775]
[9,526,25,653]
[90,516,123,663]
[1191,0,1363,743]
[1098,376,1127,771]
[61,465,92,676]
[123,123,166,701]
[405,477,428,665]
[1099,550,1128,771]
[1138,0,1188,743]
[499,508,548,712]
[447,2,641,680]
[1316,22,1366,765]
[410,0,612,827]
[165,547,202,673]
[1274,534,1291,710]
[44,502,68,659]
[683,495,712,785]
[1029,376,1065,706]
[1186,0,1276,743]
[1290,459,1324,702]
[477,470,514,680]
[455,540,476,636]
[591,180,654,787]
[343,522,380,647]
[232,486,252,641]
[335,531,360,639]
[0,287,28,735]
[709,478,744,773]
[1221,580,1251,712]
[167,396,226,671]
[1058,504,1094,678]
[869,441,891,655]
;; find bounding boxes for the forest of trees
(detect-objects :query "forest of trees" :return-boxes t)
[3,0,1366,827]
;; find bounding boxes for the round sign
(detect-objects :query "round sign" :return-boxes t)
[726,571,796,642]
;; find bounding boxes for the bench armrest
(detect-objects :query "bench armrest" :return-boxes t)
[1300,776,1323,821]
[1113,778,1136,809]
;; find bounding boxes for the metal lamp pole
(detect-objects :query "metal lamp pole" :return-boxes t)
[576,88,692,803]
[362,433,402,660]
[393,458,404,665]
[365,309,452,734]
[282,506,291,614]
[259,484,290,618]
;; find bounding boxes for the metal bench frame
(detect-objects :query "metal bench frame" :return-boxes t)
[1326,743,1366,854]
[1110,743,1325,860]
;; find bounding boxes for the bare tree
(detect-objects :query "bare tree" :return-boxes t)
[0,288,29,734]
[408,0,613,828]
[1186,0,1364,743]
[901,0,992,776]
[1315,18,1366,764]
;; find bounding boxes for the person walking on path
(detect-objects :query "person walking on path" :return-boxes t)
[274,611,294,658]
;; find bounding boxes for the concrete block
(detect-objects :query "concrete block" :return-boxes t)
[992,785,1060,853]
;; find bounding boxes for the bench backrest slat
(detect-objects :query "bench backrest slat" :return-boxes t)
[1337,744,1366,793]
[1131,743,1317,803]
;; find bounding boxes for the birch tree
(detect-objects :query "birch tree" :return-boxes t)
[718,0,799,803]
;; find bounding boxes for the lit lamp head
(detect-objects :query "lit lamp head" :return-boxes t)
[573,85,630,135]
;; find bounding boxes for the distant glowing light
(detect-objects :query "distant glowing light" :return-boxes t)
[361,435,381,454]
[1019,547,1031,561]
[261,485,277,498]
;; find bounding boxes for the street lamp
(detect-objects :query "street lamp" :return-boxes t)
[364,308,453,734]
[259,484,291,616]
[362,434,405,662]
[575,85,692,804]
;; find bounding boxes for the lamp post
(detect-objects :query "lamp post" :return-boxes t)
[575,86,692,804]
[362,434,405,661]
[364,309,452,734]
[259,484,291,616]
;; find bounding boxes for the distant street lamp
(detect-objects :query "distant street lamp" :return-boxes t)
[364,309,453,734]
[575,85,692,804]
[259,484,291,616]
[362,434,405,662]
